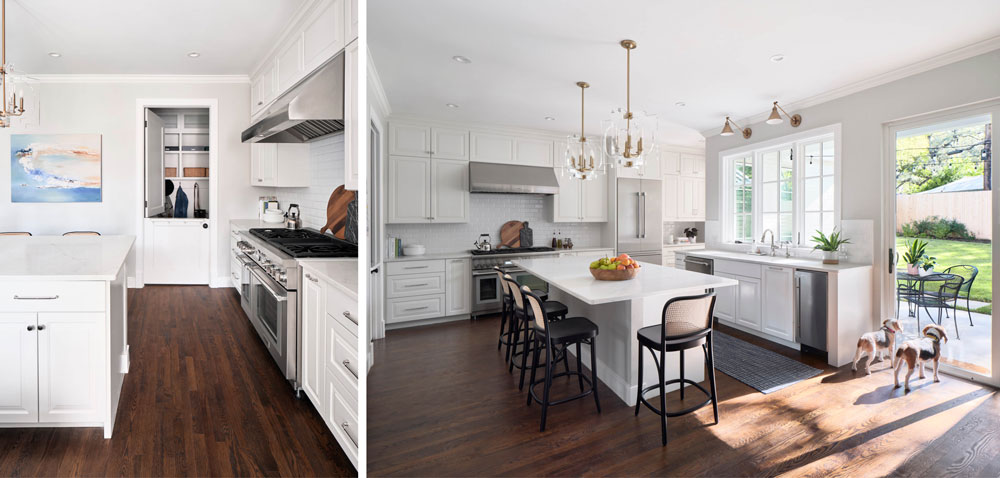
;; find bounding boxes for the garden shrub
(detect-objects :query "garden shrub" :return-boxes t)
[899,216,975,240]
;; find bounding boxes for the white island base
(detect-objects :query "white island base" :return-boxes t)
[515,257,738,405]
[0,235,134,438]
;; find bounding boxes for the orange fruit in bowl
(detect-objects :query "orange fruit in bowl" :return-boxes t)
[616,264,626,270]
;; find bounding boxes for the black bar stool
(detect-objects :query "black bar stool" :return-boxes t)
[635,292,719,445]
[504,275,568,390]
[496,267,549,364]
[522,286,601,431]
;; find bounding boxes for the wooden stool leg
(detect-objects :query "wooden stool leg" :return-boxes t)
[540,339,553,432]
[518,325,532,390]
[707,334,719,424]
[634,345,644,416]
[576,342,584,392]
[659,348,667,446]
[527,334,541,406]
[508,312,521,374]
[679,348,685,400]
[497,301,507,351]
[590,338,601,414]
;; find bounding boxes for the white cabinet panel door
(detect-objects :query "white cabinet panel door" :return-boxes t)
[681,153,706,177]
[735,277,762,331]
[515,138,554,167]
[144,220,211,285]
[662,174,679,221]
[387,156,431,223]
[276,36,304,93]
[712,273,737,324]
[693,179,706,220]
[445,259,471,315]
[301,274,325,407]
[302,0,346,73]
[432,128,469,160]
[343,40,359,191]
[144,110,165,217]
[642,151,661,178]
[431,159,469,223]
[389,124,431,157]
[0,313,37,423]
[661,150,681,175]
[470,133,515,163]
[37,312,104,423]
[581,174,609,222]
[762,266,796,341]
[679,176,701,219]
[552,168,582,222]
[251,143,277,186]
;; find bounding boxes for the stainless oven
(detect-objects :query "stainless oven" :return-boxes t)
[249,264,297,382]
[471,267,549,317]
[237,253,254,315]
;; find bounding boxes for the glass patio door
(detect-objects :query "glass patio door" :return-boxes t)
[886,101,998,385]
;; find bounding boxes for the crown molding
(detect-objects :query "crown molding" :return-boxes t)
[367,48,392,118]
[27,74,250,84]
[249,0,321,77]
[701,35,1000,138]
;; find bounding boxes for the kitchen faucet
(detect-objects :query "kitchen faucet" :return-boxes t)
[760,229,776,256]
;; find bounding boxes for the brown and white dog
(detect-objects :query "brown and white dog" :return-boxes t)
[893,324,948,392]
[852,319,903,374]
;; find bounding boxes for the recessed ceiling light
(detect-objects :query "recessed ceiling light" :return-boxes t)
[544,116,556,121]
[47,52,61,58]
[769,54,784,63]
[675,101,686,107]
[446,103,460,108]
[187,52,201,58]
[452,55,472,64]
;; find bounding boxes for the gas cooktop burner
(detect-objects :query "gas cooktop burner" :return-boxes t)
[249,228,358,258]
[470,246,556,256]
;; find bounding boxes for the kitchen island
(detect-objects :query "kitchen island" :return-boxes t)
[0,235,134,438]
[514,256,737,405]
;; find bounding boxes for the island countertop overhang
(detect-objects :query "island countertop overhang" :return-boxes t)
[0,235,135,281]
[514,256,738,306]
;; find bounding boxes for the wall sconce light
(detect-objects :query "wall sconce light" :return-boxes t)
[720,116,751,139]
[766,101,801,127]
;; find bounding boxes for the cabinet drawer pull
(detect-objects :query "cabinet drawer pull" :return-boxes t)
[343,311,357,325]
[404,306,429,312]
[37,325,46,331]
[403,266,428,270]
[767,266,784,271]
[26,325,35,331]
[342,359,359,378]
[403,283,429,288]
[341,422,358,446]
[13,295,59,300]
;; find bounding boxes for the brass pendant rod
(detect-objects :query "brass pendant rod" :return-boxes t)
[2,0,7,117]
[625,45,630,131]
[580,83,585,139]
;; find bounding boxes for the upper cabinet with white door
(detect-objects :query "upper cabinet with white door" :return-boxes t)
[387,121,470,224]
[615,149,661,179]
[470,131,554,167]
[251,143,311,187]
[662,148,706,221]
[551,160,608,223]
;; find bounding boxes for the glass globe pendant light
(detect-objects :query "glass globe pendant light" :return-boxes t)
[565,81,604,180]
[604,39,655,169]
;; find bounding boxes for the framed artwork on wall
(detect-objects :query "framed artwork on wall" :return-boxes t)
[10,134,102,202]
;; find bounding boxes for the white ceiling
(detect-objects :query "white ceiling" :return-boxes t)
[370,0,1000,147]
[4,0,305,75]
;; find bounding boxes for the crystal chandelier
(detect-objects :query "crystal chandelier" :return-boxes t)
[0,0,25,128]
[565,81,604,180]
[604,39,655,169]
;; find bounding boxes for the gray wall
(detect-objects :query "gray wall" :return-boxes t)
[704,49,1000,322]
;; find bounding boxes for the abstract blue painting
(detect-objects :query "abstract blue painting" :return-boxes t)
[11,134,102,202]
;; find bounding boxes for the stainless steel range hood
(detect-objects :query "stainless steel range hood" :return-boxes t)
[241,53,345,143]
[469,162,560,195]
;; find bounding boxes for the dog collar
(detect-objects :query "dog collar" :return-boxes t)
[924,333,941,343]
[881,325,896,335]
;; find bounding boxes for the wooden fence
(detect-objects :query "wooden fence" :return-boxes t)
[896,190,992,240]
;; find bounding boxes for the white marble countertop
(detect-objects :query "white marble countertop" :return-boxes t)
[662,243,705,249]
[0,235,135,281]
[230,218,285,231]
[299,259,358,298]
[679,249,871,272]
[385,246,615,263]
[514,256,737,306]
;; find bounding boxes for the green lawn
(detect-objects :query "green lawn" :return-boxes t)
[897,237,992,303]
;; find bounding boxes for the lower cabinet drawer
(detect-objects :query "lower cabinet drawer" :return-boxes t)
[386,259,445,275]
[386,272,445,298]
[714,259,762,279]
[325,368,359,460]
[325,281,359,337]
[329,315,359,388]
[386,294,445,323]
[0,281,105,312]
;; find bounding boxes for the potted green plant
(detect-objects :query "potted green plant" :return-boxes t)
[901,239,928,275]
[811,229,851,264]
[919,255,937,276]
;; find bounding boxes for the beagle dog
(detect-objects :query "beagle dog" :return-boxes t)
[852,319,903,374]
[893,324,948,392]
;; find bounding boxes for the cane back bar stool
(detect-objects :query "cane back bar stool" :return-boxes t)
[504,275,569,390]
[635,293,719,446]
[522,286,601,431]
[496,266,548,363]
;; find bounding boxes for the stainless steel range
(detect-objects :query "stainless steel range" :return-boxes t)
[470,247,557,317]
[235,227,357,390]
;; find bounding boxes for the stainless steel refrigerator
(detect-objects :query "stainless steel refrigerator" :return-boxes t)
[617,178,663,265]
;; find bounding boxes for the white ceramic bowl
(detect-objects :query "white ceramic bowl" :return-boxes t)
[263,210,285,223]
[403,245,426,256]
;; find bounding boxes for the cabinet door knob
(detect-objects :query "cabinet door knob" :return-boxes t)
[26,325,35,331]
[257,101,263,106]
[37,325,46,331]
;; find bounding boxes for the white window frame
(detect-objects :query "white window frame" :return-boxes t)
[719,124,842,248]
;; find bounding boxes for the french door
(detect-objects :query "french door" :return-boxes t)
[884,99,999,385]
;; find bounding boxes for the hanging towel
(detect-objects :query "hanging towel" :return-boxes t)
[174,185,189,218]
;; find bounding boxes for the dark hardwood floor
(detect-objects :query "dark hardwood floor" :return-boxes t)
[0,286,356,477]
[368,315,1000,477]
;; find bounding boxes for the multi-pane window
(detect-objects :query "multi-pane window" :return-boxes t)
[732,155,753,243]
[724,131,837,246]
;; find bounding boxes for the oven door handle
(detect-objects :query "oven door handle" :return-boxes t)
[250,267,288,303]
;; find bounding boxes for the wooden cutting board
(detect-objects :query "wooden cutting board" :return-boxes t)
[499,220,523,248]
[320,185,356,239]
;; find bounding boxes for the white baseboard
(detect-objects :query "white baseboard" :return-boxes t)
[385,314,469,330]
[210,276,235,289]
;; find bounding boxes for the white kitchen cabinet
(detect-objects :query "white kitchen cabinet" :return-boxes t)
[735,276,762,331]
[712,272,737,324]
[250,63,276,119]
[680,153,706,178]
[616,152,660,179]
[302,0,346,75]
[346,0,358,42]
[301,272,325,408]
[678,176,705,220]
[276,35,304,94]
[37,313,104,424]
[0,313,38,423]
[387,155,468,224]
[762,266,796,341]
[343,40,359,191]
[431,159,470,223]
[386,295,446,323]
[662,174,679,221]
[445,259,471,315]
[551,168,608,223]
[389,123,431,157]
[581,174,609,222]
[433,128,469,161]
[251,143,310,187]
[143,219,210,285]
[470,132,515,163]
[661,150,681,175]
[515,138,554,167]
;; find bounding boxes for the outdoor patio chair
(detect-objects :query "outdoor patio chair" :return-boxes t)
[937,265,979,327]
[909,273,965,339]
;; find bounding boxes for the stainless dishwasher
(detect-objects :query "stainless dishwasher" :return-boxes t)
[796,269,828,355]
[683,256,714,275]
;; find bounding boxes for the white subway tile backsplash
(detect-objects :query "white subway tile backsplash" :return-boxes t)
[273,135,345,230]
[386,194,606,254]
